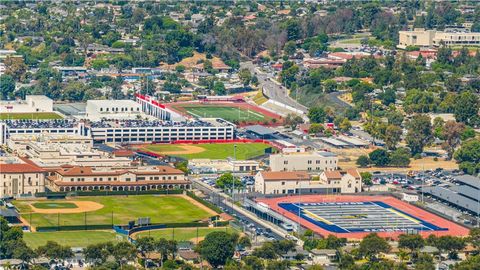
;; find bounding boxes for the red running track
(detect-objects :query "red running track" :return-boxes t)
[257,195,470,240]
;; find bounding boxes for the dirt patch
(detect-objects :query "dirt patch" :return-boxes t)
[174,194,218,216]
[190,236,205,244]
[28,201,104,214]
[160,144,206,155]
[19,216,35,232]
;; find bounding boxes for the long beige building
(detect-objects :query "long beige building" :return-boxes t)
[398,28,480,48]
[45,165,189,192]
[254,169,361,195]
[269,151,338,172]
[0,162,45,198]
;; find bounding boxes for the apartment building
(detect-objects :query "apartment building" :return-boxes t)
[254,169,362,195]
[269,151,338,172]
[45,165,189,192]
[0,161,45,198]
[398,28,480,48]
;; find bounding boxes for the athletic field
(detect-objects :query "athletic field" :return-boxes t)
[24,231,124,248]
[133,227,236,242]
[182,105,266,122]
[142,142,271,160]
[0,112,63,120]
[13,195,216,229]
[258,195,470,239]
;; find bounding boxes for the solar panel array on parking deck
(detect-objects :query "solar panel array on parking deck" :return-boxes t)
[451,185,480,201]
[454,175,480,189]
[423,186,480,215]
[320,137,349,147]
[336,135,370,147]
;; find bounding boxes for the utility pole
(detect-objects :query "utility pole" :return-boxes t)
[232,144,237,209]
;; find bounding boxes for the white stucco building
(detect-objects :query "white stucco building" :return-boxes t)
[269,151,338,172]
[254,169,362,195]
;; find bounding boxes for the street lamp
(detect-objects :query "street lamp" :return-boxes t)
[232,144,237,209]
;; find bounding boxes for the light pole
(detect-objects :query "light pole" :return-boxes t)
[232,144,237,209]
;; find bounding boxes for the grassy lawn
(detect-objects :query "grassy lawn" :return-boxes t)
[134,227,236,242]
[32,202,78,209]
[0,112,63,120]
[179,105,267,122]
[14,195,214,228]
[23,231,124,248]
[337,38,363,44]
[144,143,271,160]
[253,91,268,105]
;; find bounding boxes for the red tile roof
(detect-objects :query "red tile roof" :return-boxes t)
[49,178,190,187]
[323,169,361,179]
[0,163,44,173]
[56,166,183,177]
[346,169,361,179]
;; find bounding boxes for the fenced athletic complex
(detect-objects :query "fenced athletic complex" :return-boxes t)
[257,195,469,239]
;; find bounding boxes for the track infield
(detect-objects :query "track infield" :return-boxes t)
[13,195,215,229]
[167,102,282,125]
[142,142,272,160]
[257,195,470,239]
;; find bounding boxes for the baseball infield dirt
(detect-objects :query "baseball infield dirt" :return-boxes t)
[28,201,104,214]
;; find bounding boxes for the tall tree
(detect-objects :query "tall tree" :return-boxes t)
[454,91,479,127]
[384,125,402,150]
[406,114,433,155]
[0,74,15,99]
[196,231,237,268]
[359,233,391,261]
[441,121,465,160]
[4,56,27,81]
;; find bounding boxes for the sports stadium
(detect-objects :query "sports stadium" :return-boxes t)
[165,96,283,126]
[256,195,469,239]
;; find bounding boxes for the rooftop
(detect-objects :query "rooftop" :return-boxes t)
[260,171,309,181]
[0,162,44,173]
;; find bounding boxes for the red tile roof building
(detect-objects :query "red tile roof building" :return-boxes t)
[0,162,45,197]
[45,165,190,192]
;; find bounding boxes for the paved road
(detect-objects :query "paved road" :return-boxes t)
[240,61,308,114]
[191,177,302,244]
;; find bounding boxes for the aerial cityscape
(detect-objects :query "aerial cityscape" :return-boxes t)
[0,1,480,270]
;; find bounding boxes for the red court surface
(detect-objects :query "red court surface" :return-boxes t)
[257,195,470,239]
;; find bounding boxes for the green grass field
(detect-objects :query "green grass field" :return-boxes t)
[23,231,125,248]
[0,112,63,120]
[14,195,214,228]
[32,202,78,209]
[144,143,271,160]
[179,105,268,122]
[134,227,236,242]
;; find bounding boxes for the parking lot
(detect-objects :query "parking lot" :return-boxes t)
[375,169,479,226]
